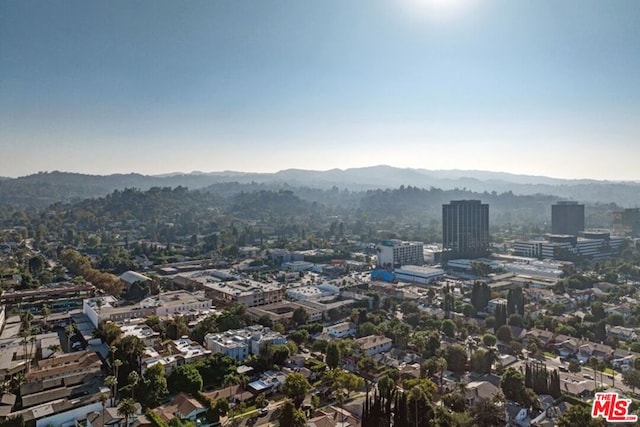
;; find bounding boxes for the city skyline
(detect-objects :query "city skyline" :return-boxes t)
[2,1,640,180]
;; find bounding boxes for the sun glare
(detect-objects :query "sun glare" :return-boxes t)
[399,0,478,21]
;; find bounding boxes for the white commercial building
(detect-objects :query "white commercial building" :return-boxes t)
[394,265,445,285]
[83,291,212,328]
[141,290,211,317]
[376,240,424,268]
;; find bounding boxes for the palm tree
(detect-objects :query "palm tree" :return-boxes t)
[20,311,34,333]
[435,357,448,393]
[65,323,75,351]
[40,304,51,329]
[47,344,61,358]
[117,398,137,427]
[19,330,29,370]
[28,335,37,369]
[127,371,139,400]
[113,359,122,380]
[105,375,118,406]
[589,357,599,390]
[99,392,109,424]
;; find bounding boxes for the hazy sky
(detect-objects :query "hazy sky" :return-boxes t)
[2,0,640,179]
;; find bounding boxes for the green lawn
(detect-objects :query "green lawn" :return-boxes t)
[543,351,556,359]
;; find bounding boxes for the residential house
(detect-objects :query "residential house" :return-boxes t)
[355,335,393,357]
[525,329,554,349]
[505,402,531,427]
[554,338,579,358]
[247,370,287,395]
[154,393,206,425]
[612,354,635,372]
[577,342,614,364]
[608,326,638,342]
[605,303,634,319]
[326,322,356,339]
[465,381,500,406]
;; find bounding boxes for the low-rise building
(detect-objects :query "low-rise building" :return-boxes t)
[247,370,287,395]
[118,319,161,347]
[204,325,286,362]
[286,283,340,301]
[83,290,212,328]
[326,322,356,339]
[141,290,211,317]
[247,301,324,324]
[394,265,445,285]
[141,337,211,375]
[355,335,393,357]
[204,279,284,308]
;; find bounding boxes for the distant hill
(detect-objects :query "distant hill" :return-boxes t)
[1,166,640,208]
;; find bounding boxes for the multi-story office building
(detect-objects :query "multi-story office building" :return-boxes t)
[442,200,490,259]
[203,279,284,308]
[376,240,424,268]
[613,208,640,237]
[513,231,624,261]
[551,201,585,236]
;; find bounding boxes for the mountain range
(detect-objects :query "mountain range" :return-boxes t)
[1,166,639,208]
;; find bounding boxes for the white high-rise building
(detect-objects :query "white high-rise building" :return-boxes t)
[376,239,424,268]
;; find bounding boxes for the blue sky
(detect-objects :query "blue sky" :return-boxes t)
[1,0,639,179]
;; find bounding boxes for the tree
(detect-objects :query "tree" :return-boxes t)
[169,364,203,395]
[377,375,396,400]
[28,255,45,277]
[407,386,434,427]
[622,369,640,394]
[441,319,457,339]
[323,369,364,400]
[292,307,309,326]
[282,372,311,407]
[507,314,524,327]
[105,375,118,406]
[139,363,168,407]
[20,311,34,333]
[444,345,467,375]
[481,333,496,347]
[117,398,137,427]
[469,397,506,427]
[500,367,529,406]
[557,404,606,427]
[47,343,61,357]
[278,400,307,427]
[100,392,108,425]
[326,341,341,370]
[40,304,51,328]
[568,359,581,373]
[94,321,123,346]
[127,371,139,400]
[470,349,492,375]
[496,325,512,343]
[433,357,447,392]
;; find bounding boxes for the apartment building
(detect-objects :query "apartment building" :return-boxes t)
[204,325,286,362]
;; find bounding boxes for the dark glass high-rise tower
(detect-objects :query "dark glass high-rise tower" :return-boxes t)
[551,201,584,236]
[442,200,490,259]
